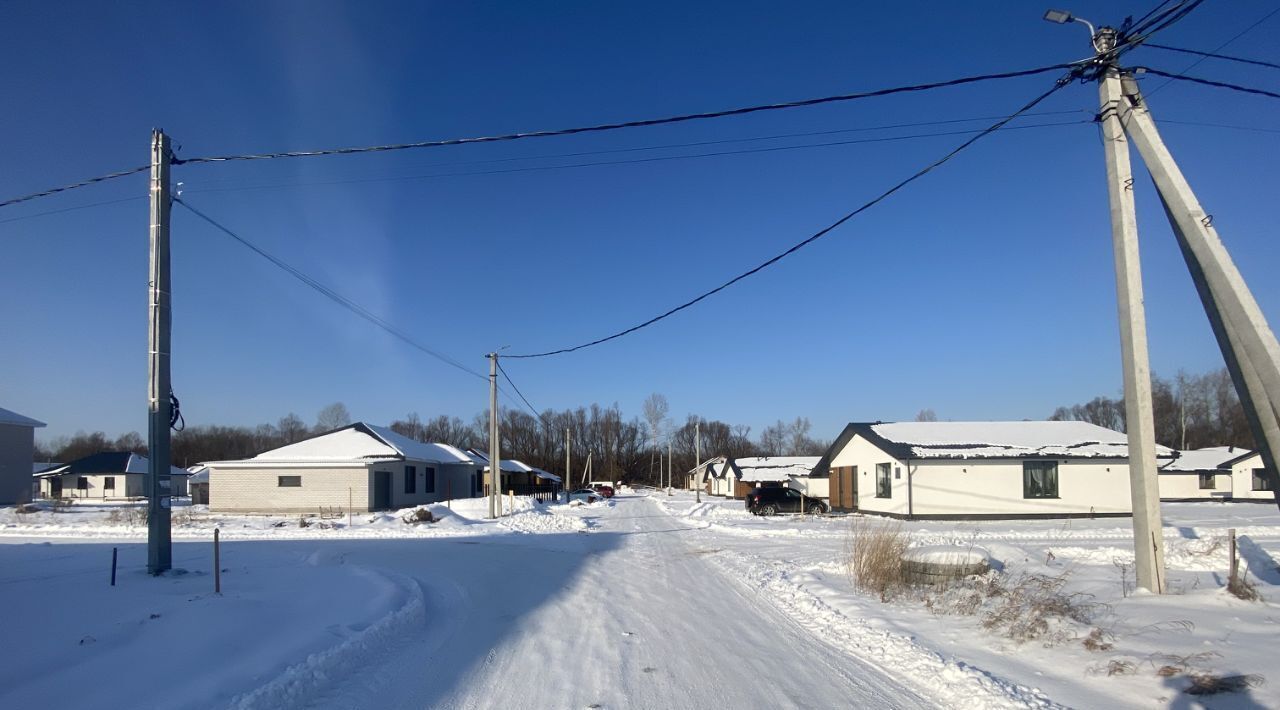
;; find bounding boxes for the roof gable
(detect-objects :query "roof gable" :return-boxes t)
[0,406,45,428]
[1160,446,1253,473]
[727,456,820,481]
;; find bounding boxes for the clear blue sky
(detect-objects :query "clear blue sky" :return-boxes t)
[2,0,1277,444]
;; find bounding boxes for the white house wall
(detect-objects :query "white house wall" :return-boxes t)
[829,433,1133,518]
[1229,453,1273,500]
[210,465,373,513]
[1158,472,1232,501]
[787,475,829,500]
[42,473,147,499]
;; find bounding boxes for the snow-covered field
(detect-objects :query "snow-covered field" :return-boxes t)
[2,492,1277,708]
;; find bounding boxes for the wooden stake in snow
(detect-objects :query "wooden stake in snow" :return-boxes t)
[509,489,514,514]
[110,547,117,587]
[1229,528,1238,586]
[348,488,353,528]
[214,527,221,594]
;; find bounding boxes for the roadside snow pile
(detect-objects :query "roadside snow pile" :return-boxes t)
[500,506,589,534]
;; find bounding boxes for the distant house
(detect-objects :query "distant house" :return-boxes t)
[812,421,1165,519]
[188,465,209,505]
[686,456,726,493]
[34,451,190,500]
[467,451,562,497]
[1,407,46,505]
[1159,447,1273,502]
[204,422,483,513]
[722,456,823,500]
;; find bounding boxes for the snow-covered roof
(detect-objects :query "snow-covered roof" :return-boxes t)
[0,406,45,428]
[729,456,821,482]
[189,469,209,484]
[33,462,61,474]
[849,421,1169,460]
[483,458,561,482]
[1160,446,1253,473]
[33,452,188,478]
[245,423,474,465]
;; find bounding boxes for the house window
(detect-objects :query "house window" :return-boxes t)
[104,477,116,491]
[424,467,436,493]
[77,477,89,490]
[405,466,417,494]
[277,475,302,487]
[1253,469,1273,492]
[1199,473,1215,490]
[1023,461,1059,498]
[875,463,892,499]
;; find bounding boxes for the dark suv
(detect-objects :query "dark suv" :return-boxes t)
[745,487,828,516]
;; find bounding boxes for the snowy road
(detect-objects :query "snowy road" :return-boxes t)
[311,494,936,710]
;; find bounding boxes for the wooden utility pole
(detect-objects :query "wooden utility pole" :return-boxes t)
[147,129,173,575]
[1096,35,1165,593]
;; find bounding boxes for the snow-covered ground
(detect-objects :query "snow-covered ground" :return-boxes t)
[2,492,1277,708]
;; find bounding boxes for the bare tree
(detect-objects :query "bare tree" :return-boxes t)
[642,393,669,481]
[315,402,351,432]
[278,413,308,444]
[915,409,938,422]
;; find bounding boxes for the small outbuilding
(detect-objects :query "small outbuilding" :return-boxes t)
[205,422,483,513]
[34,451,190,500]
[812,421,1162,520]
[188,465,210,505]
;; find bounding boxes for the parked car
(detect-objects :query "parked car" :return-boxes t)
[568,488,601,504]
[591,484,615,498]
[745,487,828,516]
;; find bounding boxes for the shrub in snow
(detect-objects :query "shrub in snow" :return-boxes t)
[845,519,910,601]
[979,572,1102,646]
[402,507,435,525]
[14,503,39,514]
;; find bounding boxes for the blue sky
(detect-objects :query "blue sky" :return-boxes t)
[2,1,1278,443]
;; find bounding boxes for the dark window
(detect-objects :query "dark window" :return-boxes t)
[1253,469,1273,491]
[278,475,302,487]
[1199,473,1215,490]
[424,467,436,493]
[104,476,115,491]
[785,489,801,498]
[77,477,89,490]
[405,466,417,494]
[1023,461,1059,498]
[876,463,892,499]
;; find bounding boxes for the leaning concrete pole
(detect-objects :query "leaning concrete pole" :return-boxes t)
[1118,75,1280,506]
[147,129,174,575]
[1095,30,1165,593]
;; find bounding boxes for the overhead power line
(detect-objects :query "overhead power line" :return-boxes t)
[184,120,1091,195]
[1143,42,1280,70]
[506,75,1077,359]
[171,63,1083,166]
[172,197,488,383]
[0,165,148,210]
[497,362,541,419]
[1144,4,1280,97]
[1139,67,1280,100]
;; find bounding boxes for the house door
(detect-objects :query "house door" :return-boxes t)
[49,478,62,498]
[831,467,857,511]
[373,471,392,511]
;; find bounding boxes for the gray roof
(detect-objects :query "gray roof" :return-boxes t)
[0,407,45,428]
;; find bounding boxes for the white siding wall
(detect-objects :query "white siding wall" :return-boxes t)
[828,434,1134,517]
[210,465,372,512]
[787,475,829,500]
[43,473,144,499]
[1158,472,1231,500]
[1229,453,1273,500]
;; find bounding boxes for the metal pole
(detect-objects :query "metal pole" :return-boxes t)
[147,129,173,575]
[668,441,673,495]
[214,527,221,594]
[695,420,701,503]
[488,353,500,519]
[1118,77,1280,507]
[565,427,571,503]
[1095,36,1165,593]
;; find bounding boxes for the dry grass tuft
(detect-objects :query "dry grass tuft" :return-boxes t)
[1087,659,1138,676]
[1227,572,1260,602]
[1185,673,1265,695]
[1082,627,1115,652]
[980,572,1103,645]
[845,519,910,601]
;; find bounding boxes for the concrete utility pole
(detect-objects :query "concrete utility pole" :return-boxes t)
[147,129,173,575]
[1115,76,1280,508]
[487,353,500,519]
[668,441,673,495]
[564,427,571,503]
[1095,28,1165,593]
[695,420,701,503]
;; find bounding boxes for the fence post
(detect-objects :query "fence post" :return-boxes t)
[348,488,353,529]
[508,489,514,514]
[214,527,221,594]
[1229,527,1238,586]
[111,547,117,587]
[447,480,452,509]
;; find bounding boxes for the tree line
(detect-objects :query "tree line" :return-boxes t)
[1048,367,1253,450]
[35,396,829,487]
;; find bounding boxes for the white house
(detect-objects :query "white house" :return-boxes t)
[1158,447,1240,501]
[686,456,725,493]
[1225,450,1273,501]
[1,406,45,504]
[205,422,483,513]
[34,451,190,499]
[722,456,824,500]
[813,421,1165,519]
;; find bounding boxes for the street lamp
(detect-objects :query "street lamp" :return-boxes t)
[1042,9,1095,37]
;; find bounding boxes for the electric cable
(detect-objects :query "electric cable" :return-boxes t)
[497,361,542,419]
[1144,4,1280,96]
[1142,42,1280,70]
[506,74,1079,359]
[172,197,488,382]
[0,165,148,210]
[1138,67,1280,100]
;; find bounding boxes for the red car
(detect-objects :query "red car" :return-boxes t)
[591,484,615,498]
